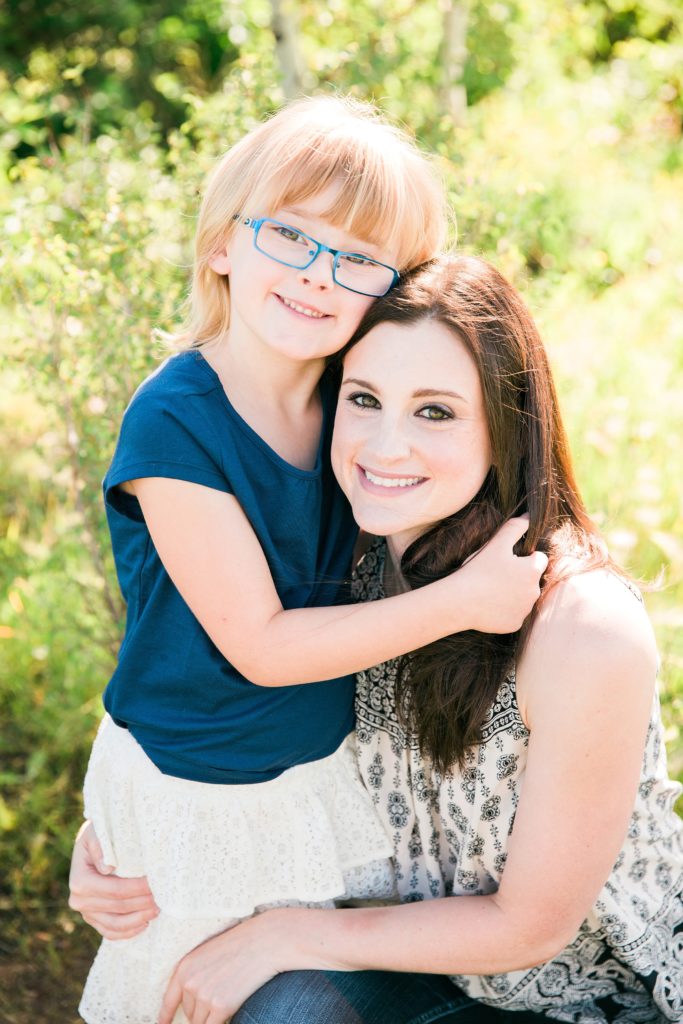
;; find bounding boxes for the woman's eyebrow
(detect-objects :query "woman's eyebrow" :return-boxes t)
[342,380,469,402]
[341,377,377,389]
[413,387,468,402]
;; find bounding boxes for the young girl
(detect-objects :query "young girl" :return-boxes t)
[142,255,679,1024]
[74,99,546,1024]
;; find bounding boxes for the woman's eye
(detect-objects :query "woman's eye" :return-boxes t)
[347,391,380,410]
[416,404,454,421]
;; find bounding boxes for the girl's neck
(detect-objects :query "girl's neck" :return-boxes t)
[204,334,324,410]
[201,339,326,472]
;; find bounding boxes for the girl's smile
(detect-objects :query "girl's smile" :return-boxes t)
[276,295,329,319]
[332,319,492,558]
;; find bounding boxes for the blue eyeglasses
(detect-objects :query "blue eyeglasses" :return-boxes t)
[234,216,400,298]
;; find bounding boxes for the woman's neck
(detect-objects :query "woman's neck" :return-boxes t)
[382,539,412,597]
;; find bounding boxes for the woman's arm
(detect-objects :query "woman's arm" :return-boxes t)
[157,571,657,1024]
[129,476,546,685]
[68,823,158,939]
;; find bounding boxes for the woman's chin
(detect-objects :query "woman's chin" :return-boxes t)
[350,508,397,539]
[351,510,420,550]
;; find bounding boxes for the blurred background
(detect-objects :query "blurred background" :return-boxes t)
[1,1,682,1019]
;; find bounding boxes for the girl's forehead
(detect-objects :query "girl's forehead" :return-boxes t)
[265,188,382,245]
[251,175,396,251]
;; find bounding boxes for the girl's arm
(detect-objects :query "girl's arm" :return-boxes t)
[68,481,544,933]
[157,570,657,1024]
[129,477,546,685]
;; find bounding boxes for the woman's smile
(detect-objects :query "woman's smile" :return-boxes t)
[358,466,427,492]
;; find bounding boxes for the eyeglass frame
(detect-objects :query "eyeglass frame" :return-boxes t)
[232,215,400,297]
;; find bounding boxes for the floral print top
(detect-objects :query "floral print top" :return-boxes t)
[353,540,683,1023]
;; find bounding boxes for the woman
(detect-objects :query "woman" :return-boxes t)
[70,256,682,1024]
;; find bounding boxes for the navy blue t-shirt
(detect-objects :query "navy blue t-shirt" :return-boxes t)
[102,350,358,783]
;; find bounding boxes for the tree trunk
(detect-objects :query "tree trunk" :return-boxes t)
[269,0,304,99]
[440,0,469,124]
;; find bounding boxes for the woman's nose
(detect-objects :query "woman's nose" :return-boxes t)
[365,418,412,463]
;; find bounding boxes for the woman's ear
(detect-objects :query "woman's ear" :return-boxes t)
[209,249,231,275]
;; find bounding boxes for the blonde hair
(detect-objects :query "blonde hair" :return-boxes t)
[178,95,448,347]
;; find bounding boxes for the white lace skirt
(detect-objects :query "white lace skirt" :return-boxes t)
[79,715,395,1024]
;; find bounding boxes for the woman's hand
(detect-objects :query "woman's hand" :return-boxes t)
[158,909,298,1024]
[68,821,159,939]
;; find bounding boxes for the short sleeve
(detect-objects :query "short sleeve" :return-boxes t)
[104,387,232,516]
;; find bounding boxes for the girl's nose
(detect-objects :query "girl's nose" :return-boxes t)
[298,251,335,290]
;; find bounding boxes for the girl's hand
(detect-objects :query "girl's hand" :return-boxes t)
[68,821,159,939]
[457,516,548,634]
[158,910,295,1024]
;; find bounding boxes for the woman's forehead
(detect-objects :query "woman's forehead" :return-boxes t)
[344,320,479,387]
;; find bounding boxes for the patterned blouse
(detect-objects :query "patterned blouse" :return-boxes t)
[353,540,683,1024]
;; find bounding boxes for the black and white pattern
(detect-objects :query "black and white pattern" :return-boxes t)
[353,540,683,1023]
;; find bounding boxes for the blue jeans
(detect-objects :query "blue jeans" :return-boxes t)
[232,971,544,1024]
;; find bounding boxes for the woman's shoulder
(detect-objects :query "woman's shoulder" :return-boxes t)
[536,565,653,645]
[517,565,658,725]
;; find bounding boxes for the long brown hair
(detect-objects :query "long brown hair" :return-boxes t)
[340,255,613,773]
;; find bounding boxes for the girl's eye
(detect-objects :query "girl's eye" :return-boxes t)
[339,253,374,268]
[416,404,454,421]
[347,391,380,410]
[275,225,307,244]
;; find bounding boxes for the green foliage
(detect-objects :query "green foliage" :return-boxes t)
[559,0,680,63]
[6,0,680,170]
[1,0,516,165]
[0,0,240,162]
[1,0,682,976]
[284,0,520,136]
